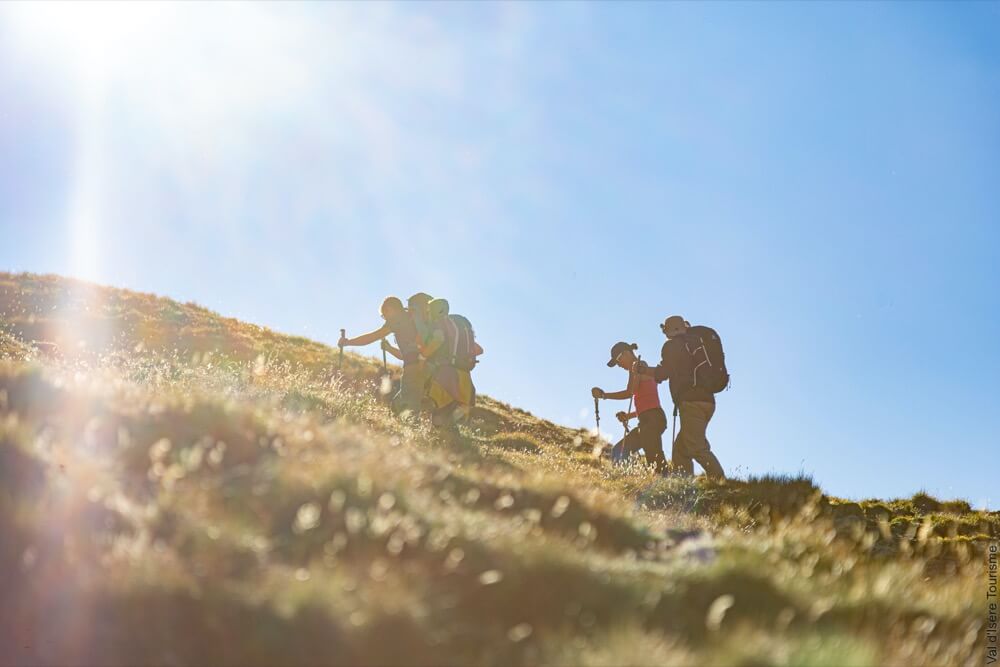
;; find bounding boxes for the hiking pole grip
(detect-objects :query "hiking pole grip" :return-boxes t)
[338,328,346,369]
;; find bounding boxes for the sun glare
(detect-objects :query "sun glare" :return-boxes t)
[2,0,375,285]
[5,1,170,78]
[4,1,177,282]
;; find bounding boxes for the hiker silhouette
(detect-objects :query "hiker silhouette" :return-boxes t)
[592,342,668,474]
[339,293,482,425]
[339,296,424,417]
[634,316,726,480]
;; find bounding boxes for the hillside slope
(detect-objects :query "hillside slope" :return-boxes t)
[0,272,994,666]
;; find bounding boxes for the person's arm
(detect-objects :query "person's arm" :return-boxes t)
[340,323,391,348]
[633,361,667,380]
[605,369,642,401]
[420,330,446,359]
[616,410,638,423]
[635,351,671,383]
[653,346,674,382]
[381,338,403,360]
[606,370,637,400]
[592,386,631,401]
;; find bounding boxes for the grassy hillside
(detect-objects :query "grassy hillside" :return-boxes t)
[1,272,994,666]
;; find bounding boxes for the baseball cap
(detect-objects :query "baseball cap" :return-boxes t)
[606,341,636,367]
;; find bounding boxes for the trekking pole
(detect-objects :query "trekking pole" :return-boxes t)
[381,340,388,373]
[338,328,346,370]
[622,354,639,436]
[594,396,600,438]
[671,404,678,444]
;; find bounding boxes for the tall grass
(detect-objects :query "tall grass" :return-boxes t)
[0,272,991,666]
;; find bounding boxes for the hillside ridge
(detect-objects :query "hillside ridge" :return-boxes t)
[0,271,992,666]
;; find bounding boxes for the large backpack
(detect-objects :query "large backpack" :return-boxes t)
[427,316,458,366]
[448,314,479,371]
[683,325,729,393]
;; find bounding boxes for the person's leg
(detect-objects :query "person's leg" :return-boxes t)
[390,371,406,414]
[638,408,668,474]
[611,430,639,464]
[670,407,695,476]
[621,428,643,456]
[455,369,475,423]
[432,402,459,428]
[678,401,725,480]
[610,438,627,463]
[692,403,725,479]
[697,450,725,480]
[392,362,427,417]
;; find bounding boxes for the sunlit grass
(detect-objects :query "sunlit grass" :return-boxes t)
[0,272,993,666]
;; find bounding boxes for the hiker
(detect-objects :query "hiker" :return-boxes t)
[420,298,477,427]
[591,342,668,474]
[636,315,726,480]
[338,297,426,418]
[407,292,434,344]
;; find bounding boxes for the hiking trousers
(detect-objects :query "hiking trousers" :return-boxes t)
[672,401,725,480]
[391,361,428,418]
[620,407,668,474]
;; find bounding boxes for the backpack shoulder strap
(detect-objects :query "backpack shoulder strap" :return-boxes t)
[447,317,460,356]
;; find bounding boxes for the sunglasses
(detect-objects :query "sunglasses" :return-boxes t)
[614,348,634,363]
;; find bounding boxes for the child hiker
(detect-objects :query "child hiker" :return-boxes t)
[592,342,668,474]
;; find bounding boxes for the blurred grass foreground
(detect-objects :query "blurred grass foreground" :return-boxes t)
[0,272,995,666]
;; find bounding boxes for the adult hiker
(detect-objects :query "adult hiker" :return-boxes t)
[407,292,434,344]
[420,298,476,427]
[591,342,668,474]
[636,315,726,480]
[338,297,426,418]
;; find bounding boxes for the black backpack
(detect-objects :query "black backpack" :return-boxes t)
[683,325,730,393]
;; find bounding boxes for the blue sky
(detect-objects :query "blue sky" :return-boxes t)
[2,2,998,506]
